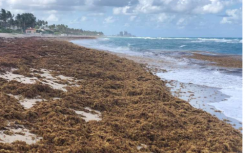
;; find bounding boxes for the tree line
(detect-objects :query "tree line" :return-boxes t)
[48,24,104,35]
[0,8,103,36]
[0,9,47,33]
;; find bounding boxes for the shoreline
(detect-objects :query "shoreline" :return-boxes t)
[0,37,242,152]
[0,33,99,39]
[111,52,242,128]
[70,40,242,130]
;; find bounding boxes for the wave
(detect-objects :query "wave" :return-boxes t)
[133,37,191,40]
[179,45,186,48]
[100,38,110,41]
[116,37,242,43]
[157,68,242,122]
[192,38,242,43]
[71,39,141,56]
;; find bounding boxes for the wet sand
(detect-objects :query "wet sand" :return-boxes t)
[164,80,242,129]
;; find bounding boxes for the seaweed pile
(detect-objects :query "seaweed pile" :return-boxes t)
[0,37,242,152]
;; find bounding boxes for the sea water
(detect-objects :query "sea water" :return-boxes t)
[71,37,242,125]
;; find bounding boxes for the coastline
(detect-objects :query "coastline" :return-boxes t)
[114,52,242,128]
[71,39,243,130]
[0,33,98,40]
[0,37,242,152]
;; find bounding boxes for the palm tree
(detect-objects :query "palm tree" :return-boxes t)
[0,9,7,28]
[15,13,36,32]
[6,11,14,28]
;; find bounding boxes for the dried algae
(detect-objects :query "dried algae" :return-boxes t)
[0,37,242,153]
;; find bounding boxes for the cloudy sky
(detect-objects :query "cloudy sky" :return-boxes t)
[0,0,242,37]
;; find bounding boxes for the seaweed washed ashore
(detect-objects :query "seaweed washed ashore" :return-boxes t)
[0,37,242,152]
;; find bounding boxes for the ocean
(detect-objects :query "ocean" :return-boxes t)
[72,37,242,55]
[71,37,243,129]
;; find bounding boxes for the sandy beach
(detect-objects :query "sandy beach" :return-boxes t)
[0,36,242,152]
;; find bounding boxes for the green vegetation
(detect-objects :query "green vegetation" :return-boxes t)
[45,24,104,36]
[0,9,46,33]
[0,8,103,36]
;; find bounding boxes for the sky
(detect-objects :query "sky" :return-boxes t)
[0,0,243,37]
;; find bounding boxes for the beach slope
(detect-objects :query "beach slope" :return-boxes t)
[0,38,242,153]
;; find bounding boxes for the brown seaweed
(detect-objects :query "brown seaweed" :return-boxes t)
[0,37,242,153]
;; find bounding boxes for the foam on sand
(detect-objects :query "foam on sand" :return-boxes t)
[74,107,102,122]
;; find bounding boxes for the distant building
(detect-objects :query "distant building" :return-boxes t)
[26,28,36,34]
[36,26,54,34]
[117,31,135,37]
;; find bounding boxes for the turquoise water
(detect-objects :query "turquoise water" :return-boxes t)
[80,37,242,55]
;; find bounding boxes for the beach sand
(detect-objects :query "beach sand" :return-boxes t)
[0,37,242,152]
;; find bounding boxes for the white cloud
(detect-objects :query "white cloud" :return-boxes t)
[0,0,242,32]
[81,16,87,21]
[35,0,57,5]
[7,0,56,5]
[176,16,195,28]
[113,0,237,15]
[47,10,58,14]
[177,18,186,26]
[89,13,104,16]
[221,8,242,24]
[159,13,173,22]
[2,0,240,17]
[46,14,59,22]
[129,16,136,21]
[133,0,161,14]
[152,13,175,23]
[104,16,115,23]
[124,23,130,27]
[113,6,131,15]
[85,0,94,6]
[202,0,223,13]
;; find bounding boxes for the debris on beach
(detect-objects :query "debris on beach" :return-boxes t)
[0,37,241,153]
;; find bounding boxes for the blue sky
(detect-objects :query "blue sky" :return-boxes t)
[0,0,242,37]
